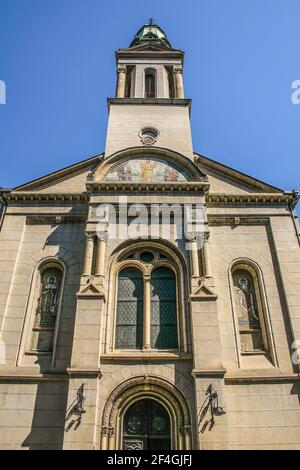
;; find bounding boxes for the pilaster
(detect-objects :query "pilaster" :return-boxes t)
[116,65,127,98]
[187,231,229,449]
[63,221,108,449]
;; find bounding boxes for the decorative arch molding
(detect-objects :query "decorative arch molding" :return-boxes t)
[110,237,188,273]
[26,246,82,276]
[230,257,266,276]
[100,375,192,450]
[90,146,208,183]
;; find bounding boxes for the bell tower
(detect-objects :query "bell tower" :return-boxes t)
[105,21,194,159]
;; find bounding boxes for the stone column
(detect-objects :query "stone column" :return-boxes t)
[100,428,108,450]
[185,426,192,450]
[116,65,126,98]
[174,67,184,99]
[202,232,214,287]
[82,232,95,276]
[95,232,108,279]
[178,428,184,450]
[108,428,115,450]
[190,237,200,278]
[143,275,151,349]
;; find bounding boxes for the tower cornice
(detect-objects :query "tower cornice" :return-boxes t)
[107,97,191,114]
[116,48,184,61]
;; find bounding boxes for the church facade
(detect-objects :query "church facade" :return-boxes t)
[1,23,300,450]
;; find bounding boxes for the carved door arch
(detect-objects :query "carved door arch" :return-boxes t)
[123,398,171,450]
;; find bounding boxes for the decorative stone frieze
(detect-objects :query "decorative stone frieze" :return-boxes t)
[208,215,270,226]
[26,215,86,225]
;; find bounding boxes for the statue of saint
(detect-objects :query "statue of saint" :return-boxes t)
[36,269,61,326]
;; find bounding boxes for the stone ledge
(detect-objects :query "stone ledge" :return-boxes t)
[0,369,68,381]
[66,368,102,378]
[225,373,300,384]
[108,97,191,109]
[101,352,192,361]
[192,368,227,378]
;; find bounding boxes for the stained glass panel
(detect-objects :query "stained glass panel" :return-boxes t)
[150,267,178,349]
[115,268,143,349]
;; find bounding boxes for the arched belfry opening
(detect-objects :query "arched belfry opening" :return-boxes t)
[100,375,192,450]
[144,68,156,98]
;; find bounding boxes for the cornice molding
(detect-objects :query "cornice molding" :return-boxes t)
[206,193,292,206]
[7,192,88,202]
[116,49,184,59]
[107,97,191,111]
[86,181,209,193]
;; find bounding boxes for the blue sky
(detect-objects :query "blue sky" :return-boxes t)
[0,0,299,192]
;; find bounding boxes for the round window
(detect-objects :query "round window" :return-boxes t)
[139,127,159,146]
[139,251,155,263]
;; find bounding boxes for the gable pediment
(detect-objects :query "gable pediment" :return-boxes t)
[193,153,283,194]
[13,155,101,192]
[10,150,284,197]
[117,45,184,57]
[121,43,171,52]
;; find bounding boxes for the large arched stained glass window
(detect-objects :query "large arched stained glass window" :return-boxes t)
[115,267,143,349]
[150,267,178,349]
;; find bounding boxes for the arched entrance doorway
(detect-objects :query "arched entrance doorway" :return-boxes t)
[100,375,192,450]
[123,399,171,450]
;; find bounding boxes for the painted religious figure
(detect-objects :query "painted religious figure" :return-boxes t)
[233,269,264,352]
[140,159,156,181]
[104,158,187,183]
[116,163,132,181]
[35,267,62,327]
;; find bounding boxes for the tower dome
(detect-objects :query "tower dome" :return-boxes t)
[129,20,172,48]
